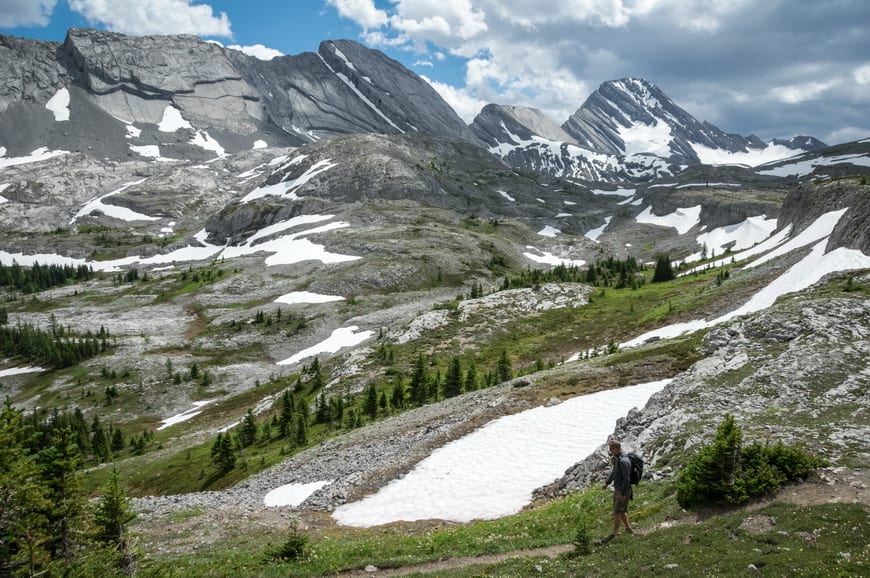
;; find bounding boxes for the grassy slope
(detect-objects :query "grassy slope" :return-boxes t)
[134,480,869,577]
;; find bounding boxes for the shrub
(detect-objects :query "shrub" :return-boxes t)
[676,415,826,508]
[268,520,309,561]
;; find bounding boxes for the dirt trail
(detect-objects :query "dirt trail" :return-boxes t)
[330,468,869,577]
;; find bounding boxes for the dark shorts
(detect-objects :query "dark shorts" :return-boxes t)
[613,491,631,513]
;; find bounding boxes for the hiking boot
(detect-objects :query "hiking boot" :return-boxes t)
[596,534,616,544]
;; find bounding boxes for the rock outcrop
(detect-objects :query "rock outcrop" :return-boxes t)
[547,271,870,493]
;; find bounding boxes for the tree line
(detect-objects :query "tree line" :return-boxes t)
[0,261,94,294]
[1,401,135,576]
[0,321,110,367]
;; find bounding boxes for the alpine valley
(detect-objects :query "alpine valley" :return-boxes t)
[1,28,869,576]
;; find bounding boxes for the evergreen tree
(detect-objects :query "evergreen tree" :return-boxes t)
[91,415,110,463]
[279,390,294,438]
[497,349,512,383]
[409,354,428,406]
[363,383,378,420]
[315,392,330,425]
[390,375,406,410]
[239,409,257,448]
[92,465,135,546]
[110,428,125,453]
[39,427,87,564]
[464,360,478,392]
[652,254,676,283]
[211,432,236,473]
[0,402,51,575]
[294,415,308,447]
[310,358,325,391]
[444,356,463,398]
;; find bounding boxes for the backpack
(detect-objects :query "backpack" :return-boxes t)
[626,452,644,485]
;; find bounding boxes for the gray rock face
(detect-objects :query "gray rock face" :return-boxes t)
[470,102,672,183]
[0,29,478,162]
[0,35,67,114]
[547,274,870,493]
[561,78,826,163]
[471,104,578,147]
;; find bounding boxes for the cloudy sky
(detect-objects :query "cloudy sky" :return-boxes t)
[1,0,868,144]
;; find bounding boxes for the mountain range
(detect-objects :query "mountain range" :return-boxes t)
[0,28,829,182]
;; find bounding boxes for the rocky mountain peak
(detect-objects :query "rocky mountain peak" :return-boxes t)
[470,103,577,147]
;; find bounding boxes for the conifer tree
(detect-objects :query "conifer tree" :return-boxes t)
[294,415,308,447]
[39,427,87,563]
[91,415,110,463]
[444,356,463,398]
[92,465,135,547]
[211,432,236,472]
[0,402,50,575]
[390,375,406,410]
[279,390,294,438]
[464,360,478,392]
[239,409,257,448]
[652,254,676,283]
[409,354,428,406]
[497,349,512,382]
[363,383,378,419]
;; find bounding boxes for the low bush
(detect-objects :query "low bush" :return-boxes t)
[676,414,826,507]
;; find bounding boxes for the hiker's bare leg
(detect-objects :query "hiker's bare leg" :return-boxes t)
[619,513,633,533]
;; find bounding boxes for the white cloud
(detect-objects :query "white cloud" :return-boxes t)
[854,64,870,85]
[68,0,232,37]
[773,81,833,104]
[389,0,488,45]
[326,0,868,143]
[421,75,487,123]
[328,0,388,29]
[487,0,631,28]
[0,0,56,27]
[627,0,750,32]
[227,44,284,61]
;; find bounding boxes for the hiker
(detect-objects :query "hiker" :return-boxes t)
[602,439,634,541]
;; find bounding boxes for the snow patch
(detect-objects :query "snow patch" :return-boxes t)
[158,401,214,430]
[275,291,345,305]
[332,380,670,526]
[277,326,374,366]
[0,147,69,168]
[538,225,560,237]
[45,87,70,121]
[635,205,702,235]
[692,142,803,167]
[158,105,192,132]
[523,247,585,267]
[265,481,332,507]
[585,216,612,242]
[758,153,870,177]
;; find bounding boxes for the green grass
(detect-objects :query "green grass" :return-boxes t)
[133,480,869,577]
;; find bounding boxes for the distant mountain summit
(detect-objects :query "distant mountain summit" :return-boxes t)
[562,78,825,163]
[472,78,828,182]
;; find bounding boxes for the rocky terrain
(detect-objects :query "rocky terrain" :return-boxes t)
[2,27,870,575]
[123,270,869,559]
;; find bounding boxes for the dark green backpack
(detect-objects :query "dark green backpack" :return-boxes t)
[626,452,644,485]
